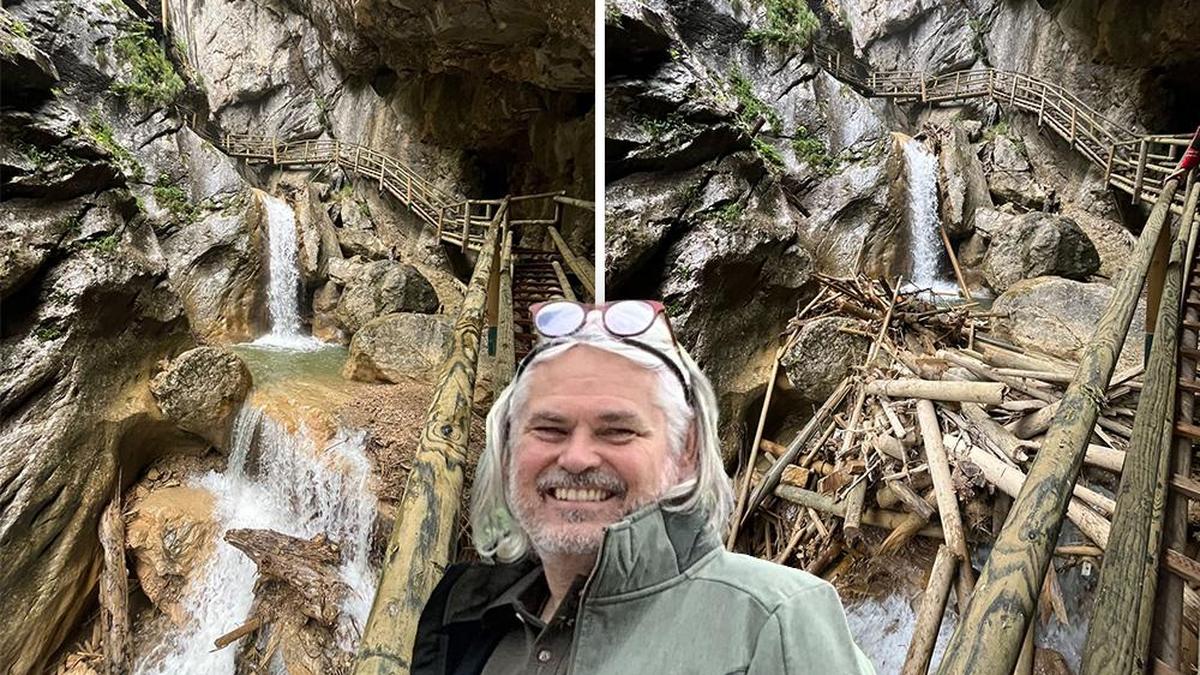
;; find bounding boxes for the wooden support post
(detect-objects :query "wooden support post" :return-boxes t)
[272,137,278,164]
[461,203,471,253]
[406,175,413,204]
[1135,140,1150,205]
[379,158,385,192]
[1104,145,1116,186]
[940,224,973,301]
[1082,178,1192,675]
[1037,83,1046,126]
[936,179,1181,675]
[1069,107,1078,147]
[987,70,994,98]
[436,208,445,241]
[1010,76,1018,106]
[547,226,595,299]
[353,212,505,675]
[550,260,576,302]
[902,545,958,675]
[354,146,360,174]
[1154,179,1200,668]
[495,230,516,391]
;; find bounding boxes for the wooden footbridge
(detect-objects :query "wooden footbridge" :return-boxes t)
[813,44,1200,674]
[178,110,595,673]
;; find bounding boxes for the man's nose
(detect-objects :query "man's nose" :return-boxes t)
[556,430,602,473]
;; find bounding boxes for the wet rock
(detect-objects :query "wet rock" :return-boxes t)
[159,189,268,343]
[334,260,438,335]
[992,276,1145,371]
[781,317,872,402]
[937,124,992,239]
[125,487,219,624]
[291,183,342,287]
[338,227,392,260]
[150,347,253,449]
[605,167,707,287]
[978,209,1100,292]
[311,281,345,344]
[0,197,85,300]
[342,312,454,383]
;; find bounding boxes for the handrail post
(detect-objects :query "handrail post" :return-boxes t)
[936,180,1182,675]
[461,201,471,253]
[272,137,278,164]
[1134,139,1149,204]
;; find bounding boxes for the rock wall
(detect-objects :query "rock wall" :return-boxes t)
[605,0,1198,457]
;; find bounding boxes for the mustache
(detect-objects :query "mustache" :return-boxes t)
[536,467,627,495]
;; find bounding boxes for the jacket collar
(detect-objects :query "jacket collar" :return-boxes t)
[586,501,721,598]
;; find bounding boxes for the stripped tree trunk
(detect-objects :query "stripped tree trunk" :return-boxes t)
[99,487,130,675]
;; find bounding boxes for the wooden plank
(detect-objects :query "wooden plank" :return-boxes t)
[1164,549,1200,586]
[1170,474,1200,501]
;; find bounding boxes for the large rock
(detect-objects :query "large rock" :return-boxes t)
[125,486,218,624]
[159,189,269,343]
[311,281,344,344]
[149,347,252,449]
[342,312,454,383]
[938,124,992,239]
[984,134,1049,210]
[334,260,438,335]
[992,276,1145,372]
[978,209,1100,292]
[780,317,871,402]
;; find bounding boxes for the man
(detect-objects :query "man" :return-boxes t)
[412,300,874,674]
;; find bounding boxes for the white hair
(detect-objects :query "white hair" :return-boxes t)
[470,321,733,563]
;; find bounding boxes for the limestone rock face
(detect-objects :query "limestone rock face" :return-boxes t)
[150,347,253,449]
[992,276,1145,371]
[937,124,992,239]
[983,135,1049,210]
[311,281,345,344]
[158,189,269,343]
[978,209,1100,292]
[342,312,454,383]
[781,317,872,402]
[125,487,219,624]
[334,260,439,335]
[0,10,58,96]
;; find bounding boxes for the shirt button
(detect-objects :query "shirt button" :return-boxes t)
[537,649,552,663]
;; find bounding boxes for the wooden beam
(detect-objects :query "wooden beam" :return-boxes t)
[353,206,506,675]
[494,230,515,393]
[937,179,1182,675]
[1164,549,1200,587]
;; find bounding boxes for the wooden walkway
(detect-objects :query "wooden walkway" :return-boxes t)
[812,45,1192,216]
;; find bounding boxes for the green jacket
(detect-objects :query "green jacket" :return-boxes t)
[412,503,875,674]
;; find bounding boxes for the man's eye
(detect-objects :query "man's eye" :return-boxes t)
[600,428,637,441]
[533,426,567,438]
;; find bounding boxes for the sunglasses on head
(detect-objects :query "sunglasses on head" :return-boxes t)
[515,300,693,401]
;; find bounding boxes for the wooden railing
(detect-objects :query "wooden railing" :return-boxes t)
[811,45,1190,215]
[181,109,592,252]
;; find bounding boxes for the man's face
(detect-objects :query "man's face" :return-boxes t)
[508,345,684,557]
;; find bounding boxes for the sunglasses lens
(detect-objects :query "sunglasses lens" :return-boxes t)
[605,300,658,336]
[535,302,585,337]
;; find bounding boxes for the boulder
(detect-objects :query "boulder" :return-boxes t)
[125,486,219,624]
[311,281,344,344]
[979,209,1100,291]
[337,227,392,260]
[149,347,253,449]
[938,124,992,239]
[780,317,872,402]
[342,312,454,383]
[334,260,438,335]
[984,134,1049,209]
[992,276,1145,372]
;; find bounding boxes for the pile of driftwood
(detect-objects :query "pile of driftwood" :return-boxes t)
[728,275,1151,674]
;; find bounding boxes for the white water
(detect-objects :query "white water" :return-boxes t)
[846,593,958,673]
[135,406,378,674]
[253,192,325,351]
[900,138,960,298]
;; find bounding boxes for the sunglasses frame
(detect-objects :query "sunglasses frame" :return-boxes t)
[515,300,693,402]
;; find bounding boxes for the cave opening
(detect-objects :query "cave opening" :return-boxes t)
[1139,58,1200,133]
[464,149,515,200]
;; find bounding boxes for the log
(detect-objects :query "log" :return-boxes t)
[879,489,939,555]
[494,230,515,391]
[99,487,131,675]
[225,529,347,626]
[865,378,1005,404]
[773,485,944,538]
[354,208,504,675]
[902,545,958,675]
[956,437,1111,548]
[213,616,263,651]
[939,180,1182,675]
[842,482,868,543]
[1006,400,1060,439]
[917,401,970,564]
[886,479,936,521]
[959,403,1031,462]
[1084,179,1193,674]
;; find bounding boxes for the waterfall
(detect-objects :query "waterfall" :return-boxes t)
[901,138,958,297]
[135,406,378,674]
[253,192,323,350]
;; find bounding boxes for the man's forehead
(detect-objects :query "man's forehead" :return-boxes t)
[524,407,646,424]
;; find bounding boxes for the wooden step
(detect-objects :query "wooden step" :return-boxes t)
[1176,421,1200,441]
[1178,379,1200,394]
[1171,474,1200,501]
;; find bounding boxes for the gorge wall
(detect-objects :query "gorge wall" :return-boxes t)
[605,0,1200,456]
[0,0,592,671]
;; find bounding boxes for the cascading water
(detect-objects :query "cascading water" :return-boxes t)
[135,406,377,674]
[253,191,324,350]
[901,137,959,297]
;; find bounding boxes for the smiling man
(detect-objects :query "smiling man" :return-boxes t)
[411,301,874,674]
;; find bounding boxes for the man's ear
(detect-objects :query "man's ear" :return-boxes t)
[680,424,699,476]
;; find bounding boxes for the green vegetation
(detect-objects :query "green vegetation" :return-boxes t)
[745,0,819,50]
[633,111,691,141]
[153,172,200,225]
[791,125,837,175]
[84,232,121,254]
[83,112,144,181]
[729,68,781,131]
[752,137,784,170]
[604,2,621,24]
[111,21,185,108]
[983,120,1026,153]
[715,201,744,224]
[968,17,988,62]
[34,324,64,342]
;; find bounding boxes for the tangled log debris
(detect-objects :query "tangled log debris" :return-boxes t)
[731,275,1149,672]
